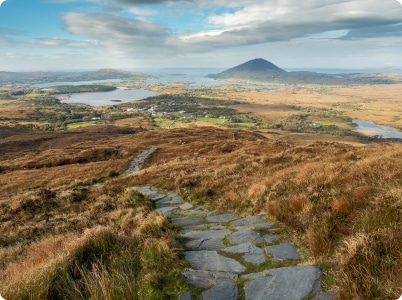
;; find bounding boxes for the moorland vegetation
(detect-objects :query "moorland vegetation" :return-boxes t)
[0,68,401,299]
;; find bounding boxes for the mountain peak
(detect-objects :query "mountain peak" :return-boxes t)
[230,58,285,72]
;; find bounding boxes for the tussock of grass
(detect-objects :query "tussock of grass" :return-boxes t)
[0,180,187,299]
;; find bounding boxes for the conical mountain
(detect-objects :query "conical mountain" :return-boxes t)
[208,58,286,80]
[226,58,285,73]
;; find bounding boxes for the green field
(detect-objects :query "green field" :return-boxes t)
[196,117,228,124]
[67,120,103,129]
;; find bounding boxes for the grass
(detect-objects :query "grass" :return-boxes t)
[1,79,402,299]
[0,182,188,300]
[195,117,228,124]
[67,121,103,129]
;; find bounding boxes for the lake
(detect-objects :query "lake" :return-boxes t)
[34,68,290,106]
[32,79,124,88]
[353,120,402,139]
[58,87,156,106]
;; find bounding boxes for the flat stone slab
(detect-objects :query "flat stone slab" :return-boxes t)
[188,224,227,231]
[185,251,246,273]
[146,192,167,201]
[230,215,266,226]
[206,213,239,223]
[166,191,180,198]
[243,253,266,265]
[223,242,264,254]
[228,230,277,245]
[178,291,191,300]
[179,209,208,216]
[244,265,322,300]
[155,197,182,207]
[263,234,280,243]
[202,281,238,300]
[182,229,230,240]
[181,268,238,288]
[265,243,302,260]
[185,238,225,251]
[133,186,154,194]
[156,206,178,216]
[234,222,275,231]
[171,217,204,226]
[179,202,193,210]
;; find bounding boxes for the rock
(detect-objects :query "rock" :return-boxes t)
[228,230,265,244]
[180,209,207,216]
[187,224,227,231]
[234,222,275,231]
[243,254,266,265]
[185,238,225,251]
[124,148,156,174]
[230,215,266,226]
[155,197,182,207]
[180,202,193,210]
[226,230,278,245]
[179,291,192,300]
[146,192,167,201]
[202,281,238,300]
[265,243,302,260]
[263,234,280,243]
[185,251,246,273]
[241,270,271,280]
[310,291,338,300]
[171,217,204,226]
[156,206,178,216]
[223,242,264,254]
[244,265,322,300]
[206,213,239,223]
[182,229,230,240]
[181,268,238,288]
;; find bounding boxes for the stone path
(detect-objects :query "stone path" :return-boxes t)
[133,185,336,300]
[126,150,336,300]
[123,147,156,175]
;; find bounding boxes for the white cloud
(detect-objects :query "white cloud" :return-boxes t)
[62,0,402,57]
[126,7,158,16]
[0,0,6,7]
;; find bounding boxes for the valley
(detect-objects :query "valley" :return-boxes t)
[0,64,401,299]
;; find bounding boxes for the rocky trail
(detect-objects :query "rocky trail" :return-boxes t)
[125,149,337,300]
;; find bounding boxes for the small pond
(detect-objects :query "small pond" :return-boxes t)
[353,120,402,139]
[57,87,157,106]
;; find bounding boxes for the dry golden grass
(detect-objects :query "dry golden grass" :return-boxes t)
[1,123,401,299]
[0,169,187,299]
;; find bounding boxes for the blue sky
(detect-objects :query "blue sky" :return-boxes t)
[1,0,402,70]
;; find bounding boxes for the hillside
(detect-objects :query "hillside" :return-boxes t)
[0,69,154,84]
[0,125,401,299]
[209,58,402,84]
[1,75,402,299]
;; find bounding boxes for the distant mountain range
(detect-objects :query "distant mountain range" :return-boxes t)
[0,69,154,85]
[208,58,402,85]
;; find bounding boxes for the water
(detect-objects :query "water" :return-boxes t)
[34,68,289,106]
[141,68,225,86]
[32,79,124,88]
[353,120,402,139]
[59,87,156,106]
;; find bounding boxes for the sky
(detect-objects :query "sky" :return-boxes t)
[1,0,402,71]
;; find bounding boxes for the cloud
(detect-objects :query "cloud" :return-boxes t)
[114,0,192,4]
[59,0,402,61]
[63,13,176,56]
[0,0,6,7]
